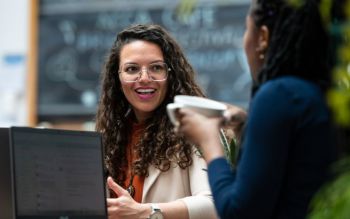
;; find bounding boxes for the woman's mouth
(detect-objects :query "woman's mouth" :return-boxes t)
[136,88,155,94]
[135,88,156,100]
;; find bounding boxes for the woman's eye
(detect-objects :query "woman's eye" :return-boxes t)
[151,64,163,72]
[125,66,139,74]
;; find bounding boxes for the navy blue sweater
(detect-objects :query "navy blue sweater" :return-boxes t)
[208,76,336,219]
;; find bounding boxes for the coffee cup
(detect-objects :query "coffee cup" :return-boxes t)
[166,95,227,125]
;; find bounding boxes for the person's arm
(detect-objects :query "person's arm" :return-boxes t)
[158,152,218,219]
[210,84,294,218]
[107,167,217,219]
[179,148,219,219]
[178,82,295,218]
[107,177,189,219]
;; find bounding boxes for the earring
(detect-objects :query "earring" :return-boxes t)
[256,47,266,60]
[259,53,265,60]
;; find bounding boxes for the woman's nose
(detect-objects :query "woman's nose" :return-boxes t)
[138,67,151,82]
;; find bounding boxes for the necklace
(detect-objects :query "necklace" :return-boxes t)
[126,174,135,198]
[126,120,144,199]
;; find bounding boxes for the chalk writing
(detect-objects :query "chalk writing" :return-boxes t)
[38,1,251,119]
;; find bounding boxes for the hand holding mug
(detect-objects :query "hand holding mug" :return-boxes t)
[166,95,228,126]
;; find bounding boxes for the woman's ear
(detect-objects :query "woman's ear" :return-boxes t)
[256,25,269,58]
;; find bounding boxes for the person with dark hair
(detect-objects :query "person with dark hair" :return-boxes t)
[177,0,338,218]
[95,24,218,219]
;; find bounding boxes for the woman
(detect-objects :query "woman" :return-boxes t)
[95,24,217,219]
[178,0,338,218]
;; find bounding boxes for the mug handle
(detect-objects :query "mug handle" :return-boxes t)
[166,103,185,125]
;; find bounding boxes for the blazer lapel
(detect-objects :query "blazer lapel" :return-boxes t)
[142,165,161,201]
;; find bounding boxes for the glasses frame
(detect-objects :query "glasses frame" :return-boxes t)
[118,62,171,83]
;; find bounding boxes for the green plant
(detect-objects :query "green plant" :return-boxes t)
[220,129,238,168]
[308,1,350,218]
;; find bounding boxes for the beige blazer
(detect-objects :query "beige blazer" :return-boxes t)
[142,149,218,219]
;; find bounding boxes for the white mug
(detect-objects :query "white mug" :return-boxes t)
[166,95,227,125]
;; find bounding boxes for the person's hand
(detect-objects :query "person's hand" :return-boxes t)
[223,104,247,142]
[177,108,224,163]
[106,177,150,219]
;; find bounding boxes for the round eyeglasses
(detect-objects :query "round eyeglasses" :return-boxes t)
[118,62,170,83]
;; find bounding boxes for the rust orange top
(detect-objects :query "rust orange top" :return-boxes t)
[124,121,145,203]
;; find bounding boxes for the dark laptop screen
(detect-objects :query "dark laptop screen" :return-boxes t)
[11,127,107,219]
[0,128,13,219]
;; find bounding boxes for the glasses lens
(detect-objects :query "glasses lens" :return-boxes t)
[148,63,168,81]
[120,64,140,82]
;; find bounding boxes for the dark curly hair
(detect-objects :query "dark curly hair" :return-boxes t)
[95,24,205,187]
[250,0,336,95]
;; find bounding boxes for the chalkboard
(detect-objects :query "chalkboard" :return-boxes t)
[38,0,251,121]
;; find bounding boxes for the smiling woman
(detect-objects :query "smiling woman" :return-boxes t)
[119,40,169,122]
[95,24,218,219]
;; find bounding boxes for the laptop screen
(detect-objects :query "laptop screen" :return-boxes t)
[10,127,107,219]
[0,128,13,219]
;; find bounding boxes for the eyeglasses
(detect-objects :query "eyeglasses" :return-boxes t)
[118,62,170,83]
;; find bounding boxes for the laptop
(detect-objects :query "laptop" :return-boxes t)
[1,127,107,219]
[0,128,13,219]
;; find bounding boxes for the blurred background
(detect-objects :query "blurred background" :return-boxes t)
[0,0,29,127]
[0,0,251,130]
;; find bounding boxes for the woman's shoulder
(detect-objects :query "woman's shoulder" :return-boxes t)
[256,76,324,105]
[252,76,329,121]
[262,76,322,97]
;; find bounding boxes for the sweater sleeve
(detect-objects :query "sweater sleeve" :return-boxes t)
[207,81,296,219]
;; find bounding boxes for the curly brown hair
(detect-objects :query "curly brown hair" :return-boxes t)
[95,24,205,187]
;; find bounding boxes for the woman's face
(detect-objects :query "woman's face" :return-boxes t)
[243,14,264,81]
[119,40,168,123]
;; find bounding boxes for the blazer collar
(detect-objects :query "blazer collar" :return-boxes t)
[142,165,161,200]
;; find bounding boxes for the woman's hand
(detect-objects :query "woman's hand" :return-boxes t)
[107,177,150,219]
[223,104,247,142]
[177,108,224,163]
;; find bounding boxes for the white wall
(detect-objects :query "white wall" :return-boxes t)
[0,0,29,126]
[0,0,28,53]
